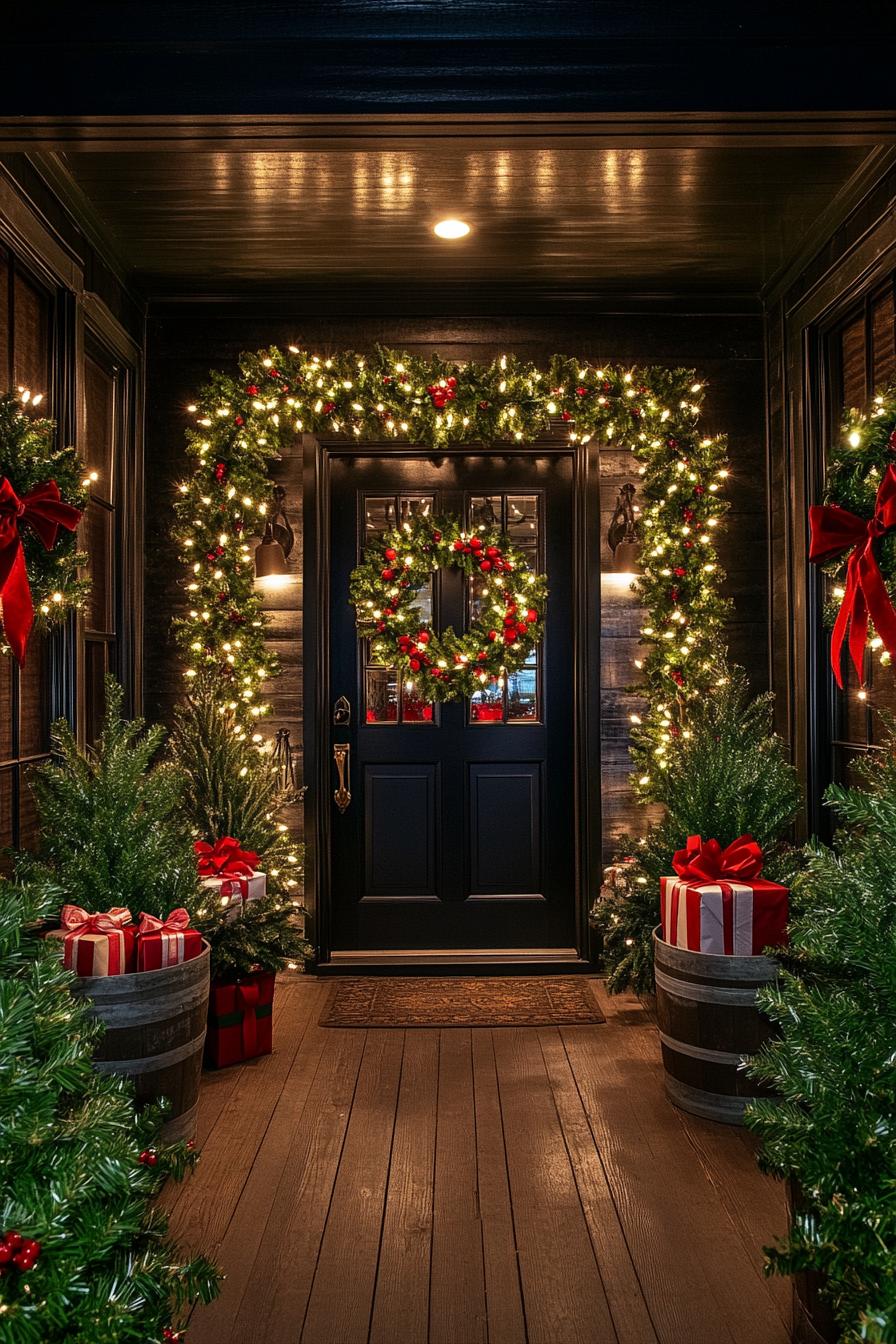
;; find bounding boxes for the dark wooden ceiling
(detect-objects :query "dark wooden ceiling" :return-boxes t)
[52,143,870,298]
[5,2,896,114]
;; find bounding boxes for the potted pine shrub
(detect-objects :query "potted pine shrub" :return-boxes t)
[747,728,896,1344]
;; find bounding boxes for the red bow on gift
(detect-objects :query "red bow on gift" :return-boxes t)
[0,477,83,665]
[136,907,192,936]
[60,904,132,933]
[671,834,764,883]
[195,836,259,879]
[809,463,896,686]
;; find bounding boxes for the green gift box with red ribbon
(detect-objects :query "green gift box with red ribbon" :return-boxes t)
[205,970,275,1069]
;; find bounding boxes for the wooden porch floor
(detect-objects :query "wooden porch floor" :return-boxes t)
[162,977,791,1344]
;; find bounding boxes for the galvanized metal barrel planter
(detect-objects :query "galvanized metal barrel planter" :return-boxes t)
[70,942,210,1143]
[652,927,778,1125]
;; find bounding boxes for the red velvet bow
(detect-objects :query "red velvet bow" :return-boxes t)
[0,477,82,665]
[195,836,259,879]
[808,464,896,687]
[671,834,764,883]
[60,904,132,933]
[136,907,192,936]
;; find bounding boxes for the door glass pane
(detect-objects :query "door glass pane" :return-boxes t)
[467,492,541,724]
[402,681,434,723]
[84,639,109,746]
[470,495,502,529]
[366,666,399,723]
[364,496,397,544]
[506,494,539,566]
[84,351,115,490]
[12,272,49,400]
[508,654,539,722]
[471,682,504,722]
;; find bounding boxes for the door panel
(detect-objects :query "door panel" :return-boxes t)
[363,762,439,899]
[328,451,575,952]
[468,762,542,897]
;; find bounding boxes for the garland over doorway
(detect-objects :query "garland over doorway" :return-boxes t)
[174,346,730,798]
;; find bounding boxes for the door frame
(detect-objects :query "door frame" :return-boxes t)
[303,434,602,973]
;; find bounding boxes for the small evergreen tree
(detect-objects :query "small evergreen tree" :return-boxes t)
[746,729,896,1344]
[0,875,219,1343]
[171,680,311,978]
[25,678,199,921]
[594,668,801,992]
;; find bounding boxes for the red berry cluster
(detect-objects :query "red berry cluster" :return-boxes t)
[427,377,457,409]
[162,1328,185,1342]
[139,1148,158,1167]
[0,1231,41,1274]
[451,533,512,576]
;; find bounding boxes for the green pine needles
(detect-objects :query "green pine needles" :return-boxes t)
[0,875,219,1343]
[171,678,311,978]
[26,677,199,921]
[746,729,896,1344]
[594,668,800,992]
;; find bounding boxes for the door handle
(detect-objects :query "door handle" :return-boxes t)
[333,742,351,814]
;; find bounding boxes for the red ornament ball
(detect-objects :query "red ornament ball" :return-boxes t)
[432,530,442,542]
[470,536,482,550]
[479,560,492,572]
[561,410,573,422]
[526,608,538,623]
[488,630,498,642]
[453,539,465,552]
[384,547,397,561]
[417,631,430,645]
[381,568,394,580]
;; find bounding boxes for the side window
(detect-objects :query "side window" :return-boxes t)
[824,280,896,785]
[0,246,54,852]
[81,340,124,744]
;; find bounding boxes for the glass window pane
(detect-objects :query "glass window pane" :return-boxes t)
[470,495,501,529]
[364,497,397,544]
[366,666,398,723]
[85,500,113,634]
[84,639,108,746]
[399,495,433,526]
[0,655,12,762]
[470,682,504,723]
[12,271,50,401]
[0,248,9,389]
[508,659,539,721]
[506,494,539,567]
[19,635,48,758]
[0,768,13,854]
[84,351,115,494]
[18,764,43,853]
[401,681,434,724]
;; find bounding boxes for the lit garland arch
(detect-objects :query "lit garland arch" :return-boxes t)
[174,346,730,795]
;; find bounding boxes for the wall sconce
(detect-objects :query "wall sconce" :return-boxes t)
[254,485,295,588]
[607,482,642,575]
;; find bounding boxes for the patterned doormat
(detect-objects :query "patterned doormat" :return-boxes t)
[320,976,605,1028]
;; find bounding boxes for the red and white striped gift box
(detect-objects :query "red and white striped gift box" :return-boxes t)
[659,876,789,957]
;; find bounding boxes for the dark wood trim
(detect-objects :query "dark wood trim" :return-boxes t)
[303,435,600,971]
[762,147,896,308]
[3,112,895,154]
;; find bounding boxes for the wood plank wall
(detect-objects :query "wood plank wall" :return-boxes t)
[144,310,766,861]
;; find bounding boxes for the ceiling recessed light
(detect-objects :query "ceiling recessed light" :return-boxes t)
[433,218,471,240]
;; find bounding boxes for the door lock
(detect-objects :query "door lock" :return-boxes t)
[333,742,351,814]
[333,695,351,727]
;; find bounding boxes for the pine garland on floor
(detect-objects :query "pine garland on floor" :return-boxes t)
[746,726,896,1344]
[593,668,801,992]
[171,678,311,978]
[0,875,219,1343]
[24,678,199,922]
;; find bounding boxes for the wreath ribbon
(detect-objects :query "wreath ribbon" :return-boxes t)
[0,477,82,664]
[808,464,896,687]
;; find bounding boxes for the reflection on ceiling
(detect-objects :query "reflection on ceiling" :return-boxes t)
[57,145,868,294]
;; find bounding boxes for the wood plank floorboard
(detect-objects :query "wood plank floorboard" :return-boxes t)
[169,975,790,1344]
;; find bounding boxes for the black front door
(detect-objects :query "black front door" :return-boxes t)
[322,448,580,957]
